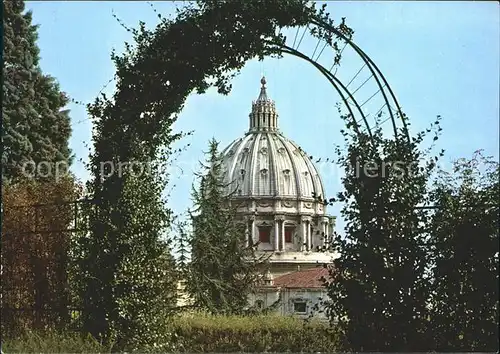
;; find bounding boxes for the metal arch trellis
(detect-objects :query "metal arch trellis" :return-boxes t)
[262,16,410,144]
[62,9,411,143]
[314,15,409,141]
[278,44,371,139]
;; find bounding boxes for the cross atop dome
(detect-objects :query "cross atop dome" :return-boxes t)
[257,76,268,102]
[249,77,278,132]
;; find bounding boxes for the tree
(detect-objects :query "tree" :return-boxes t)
[2,0,72,184]
[429,150,499,351]
[185,139,267,315]
[73,0,350,348]
[75,144,179,350]
[324,113,441,351]
[2,0,78,338]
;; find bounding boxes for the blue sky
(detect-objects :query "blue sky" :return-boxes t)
[26,1,499,231]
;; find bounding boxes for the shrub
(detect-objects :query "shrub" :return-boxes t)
[1,314,340,352]
[2,331,112,353]
[169,312,341,352]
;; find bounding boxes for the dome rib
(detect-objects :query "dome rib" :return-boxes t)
[221,138,240,192]
[248,132,261,196]
[220,138,238,157]
[228,136,251,195]
[267,135,279,196]
[286,138,322,200]
[290,139,319,199]
[278,134,302,199]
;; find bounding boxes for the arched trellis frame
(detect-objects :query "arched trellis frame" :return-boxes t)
[259,17,411,143]
[89,1,412,159]
[84,0,421,193]
[310,15,409,140]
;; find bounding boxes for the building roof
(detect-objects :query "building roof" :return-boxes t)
[273,266,332,289]
[220,77,325,201]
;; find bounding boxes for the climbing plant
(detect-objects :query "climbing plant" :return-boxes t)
[323,110,443,351]
[79,0,354,350]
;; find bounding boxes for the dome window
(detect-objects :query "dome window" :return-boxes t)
[260,147,268,154]
[285,226,295,243]
[304,171,309,176]
[260,168,268,176]
[283,169,291,176]
[240,169,246,175]
[258,226,271,243]
[227,150,234,156]
[278,147,286,154]
[243,147,249,154]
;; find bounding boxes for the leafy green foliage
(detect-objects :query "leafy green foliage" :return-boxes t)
[429,151,499,351]
[324,109,498,352]
[75,27,183,350]
[2,331,112,353]
[2,0,72,184]
[2,315,341,353]
[2,2,77,339]
[324,113,441,351]
[184,139,267,315]
[75,0,351,348]
[74,165,179,350]
[170,312,341,352]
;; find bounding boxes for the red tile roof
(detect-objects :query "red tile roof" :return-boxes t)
[273,266,332,289]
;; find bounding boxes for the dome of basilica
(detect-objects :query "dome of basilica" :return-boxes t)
[219,77,335,272]
[220,77,325,205]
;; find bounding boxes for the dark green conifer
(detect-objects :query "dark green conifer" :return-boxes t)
[185,139,267,315]
[3,0,72,183]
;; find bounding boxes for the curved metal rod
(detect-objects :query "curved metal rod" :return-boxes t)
[318,17,409,141]
[308,17,410,142]
[265,43,366,137]
[349,40,409,139]
[279,44,372,138]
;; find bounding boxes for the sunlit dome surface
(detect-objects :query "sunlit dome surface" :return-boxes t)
[220,77,325,202]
